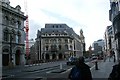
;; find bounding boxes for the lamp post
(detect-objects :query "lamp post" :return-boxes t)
[9,33,13,68]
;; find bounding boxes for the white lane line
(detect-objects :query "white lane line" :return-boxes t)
[60,68,72,74]
[90,65,95,70]
[46,71,52,73]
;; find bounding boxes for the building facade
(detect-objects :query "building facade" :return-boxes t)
[35,24,85,62]
[109,0,120,61]
[104,25,115,56]
[92,39,105,55]
[1,1,26,66]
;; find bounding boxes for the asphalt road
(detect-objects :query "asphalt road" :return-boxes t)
[2,60,95,80]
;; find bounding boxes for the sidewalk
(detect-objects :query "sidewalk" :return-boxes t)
[91,58,117,79]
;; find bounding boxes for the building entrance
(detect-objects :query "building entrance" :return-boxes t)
[2,54,9,66]
[15,50,20,65]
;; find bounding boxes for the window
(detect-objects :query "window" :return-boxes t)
[45,39,49,43]
[59,45,62,50]
[51,45,57,50]
[65,39,68,43]
[53,39,56,43]
[3,29,9,41]
[18,31,21,43]
[70,45,72,50]
[16,35,18,43]
[11,18,15,25]
[65,44,68,50]
[4,16,9,25]
[58,39,61,43]
[46,45,49,51]
[70,40,72,43]
[56,25,58,28]
[53,25,54,28]
[16,21,21,29]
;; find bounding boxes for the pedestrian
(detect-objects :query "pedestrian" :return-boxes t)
[112,51,116,62]
[68,56,92,80]
[104,54,106,62]
[108,59,120,80]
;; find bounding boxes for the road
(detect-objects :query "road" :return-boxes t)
[2,60,95,80]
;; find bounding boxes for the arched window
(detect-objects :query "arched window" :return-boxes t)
[65,39,68,43]
[4,16,9,25]
[51,39,54,43]
[58,39,61,43]
[51,45,57,51]
[58,45,61,50]
[53,39,56,43]
[65,44,68,50]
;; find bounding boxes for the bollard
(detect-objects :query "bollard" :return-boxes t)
[60,63,62,69]
[114,58,116,63]
[95,61,98,70]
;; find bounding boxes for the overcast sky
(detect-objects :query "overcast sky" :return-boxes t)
[9,0,112,50]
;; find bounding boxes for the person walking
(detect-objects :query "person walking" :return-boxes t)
[68,57,92,80]
[108,59,120,80]
[112,51,116,63]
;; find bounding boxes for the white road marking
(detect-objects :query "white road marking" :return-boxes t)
[60,68,72,74]
[90,65,95,70]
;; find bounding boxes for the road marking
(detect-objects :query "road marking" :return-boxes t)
[90,65,95,70]
[60,68,72,74]
[46,71,52,73]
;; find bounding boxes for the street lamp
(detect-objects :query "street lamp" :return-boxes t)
[9,32,13,68]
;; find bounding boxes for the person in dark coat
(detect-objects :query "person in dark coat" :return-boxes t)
[68,57,92,80]
[108,59,120,80]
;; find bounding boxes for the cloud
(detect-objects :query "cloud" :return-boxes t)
[9,0,111,50]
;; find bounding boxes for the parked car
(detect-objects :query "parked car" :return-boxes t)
[66,57,77,65]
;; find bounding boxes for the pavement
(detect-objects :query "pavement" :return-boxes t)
[91,57,117,80]
[49,58,117,79]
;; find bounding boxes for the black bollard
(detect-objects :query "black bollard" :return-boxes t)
[95,61,99,70]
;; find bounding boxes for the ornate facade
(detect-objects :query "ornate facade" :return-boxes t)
[109,1,120,61]
[35,24,85,62]
[1,1,26,66]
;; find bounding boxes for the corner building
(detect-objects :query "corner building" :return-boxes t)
[36,24,85,62]
[1,1,26,66]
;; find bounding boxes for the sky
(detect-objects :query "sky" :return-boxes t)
[9,0,112,50]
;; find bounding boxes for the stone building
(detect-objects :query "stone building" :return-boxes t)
[109,1,120,61]
[104,25,115,56]
[35,24,85,62]
[1,0,26,66]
